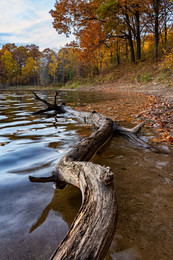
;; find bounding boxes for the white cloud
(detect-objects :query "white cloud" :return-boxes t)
[0,0,74,50]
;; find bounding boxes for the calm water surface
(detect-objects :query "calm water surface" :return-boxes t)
[0,90,172,260]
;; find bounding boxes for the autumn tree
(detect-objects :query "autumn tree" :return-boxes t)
[0,44,58,86]
[39,48,55,86]
[57,46,82,82]
[50,0,173,65]
[161,0,173,45]
[1,43,17,54]
[0,43,42,85]
[1,50,19,84]
[25,44,40,60]
[0,50,6,84]
[50,0,143,64]
[22,57,39,85]
[145,0,173,58]
[49,54,58,83]
[50,0,114,68]
[50,0,141,64]
[13,46,28,75]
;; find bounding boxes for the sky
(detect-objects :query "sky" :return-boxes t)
[0,0,74,51]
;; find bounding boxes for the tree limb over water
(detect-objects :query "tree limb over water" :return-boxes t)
[29,91,157,260]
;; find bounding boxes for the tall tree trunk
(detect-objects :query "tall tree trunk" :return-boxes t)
[164,3,167,45]
[100,51,103,69]
[128,30,135,63]
[135,10,141,60]
[125,12,135,63]
[110,50,113,63]
[125,39,128,60]
[53,71,55,84]
[62,50,65,83]
[116,39,120,65]
[153,0,160,59]
[164,21,167,45]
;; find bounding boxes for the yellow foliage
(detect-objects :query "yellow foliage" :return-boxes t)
[49,55,58,76]
[161,50,173,70]
[1,50,19,80]
[143,34,154,52]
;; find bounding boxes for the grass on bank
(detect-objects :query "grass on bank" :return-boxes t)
[64,58,173,90]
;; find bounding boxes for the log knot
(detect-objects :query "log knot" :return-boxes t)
[100,166,114,186]
[52,168,67,189]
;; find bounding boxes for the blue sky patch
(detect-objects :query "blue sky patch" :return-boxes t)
[0,0,74,50]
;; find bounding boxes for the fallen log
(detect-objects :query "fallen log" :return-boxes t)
[31,91,150,148]
[29,91,154,259]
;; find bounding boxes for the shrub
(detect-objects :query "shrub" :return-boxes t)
[140,73,152,83]
[161,50,173,70]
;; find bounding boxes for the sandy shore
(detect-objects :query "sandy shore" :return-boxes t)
[80,81,173,104]
[80,82,173,143]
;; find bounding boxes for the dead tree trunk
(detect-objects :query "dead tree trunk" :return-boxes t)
[49,118,117,260]
[29,92,153,260]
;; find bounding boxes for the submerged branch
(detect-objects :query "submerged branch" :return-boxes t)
[32,91,52,107]
[29,175,54,183]
[32,91,65,115]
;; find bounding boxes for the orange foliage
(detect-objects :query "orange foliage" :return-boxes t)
[161,49,173,70]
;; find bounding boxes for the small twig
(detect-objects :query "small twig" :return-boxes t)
[54,91,59,106]
[32,91,52,107]
[130,121,145,134]
[29,175,67,189]
[29,175,54,183]
[32,107,53,115]
[114,121,145,134]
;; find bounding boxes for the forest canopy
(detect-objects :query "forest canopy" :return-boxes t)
[0,0,172,86]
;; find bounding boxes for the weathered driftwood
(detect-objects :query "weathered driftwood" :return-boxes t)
[31,91,150,148]
[29,92,152,259]
[32,91,65,114]
[60,104,150,149]
[49,118,117,260]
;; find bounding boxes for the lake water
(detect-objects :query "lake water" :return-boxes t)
[0,90,172,260]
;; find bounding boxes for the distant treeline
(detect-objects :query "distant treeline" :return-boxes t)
[0,44,82,86]
[0,0,173,86]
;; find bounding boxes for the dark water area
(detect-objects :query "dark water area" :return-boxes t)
[0,90,173,260]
